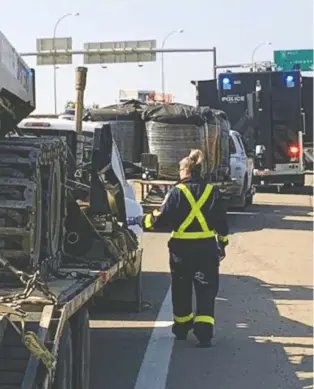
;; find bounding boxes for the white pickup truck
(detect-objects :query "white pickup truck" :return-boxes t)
[229,129,255,209]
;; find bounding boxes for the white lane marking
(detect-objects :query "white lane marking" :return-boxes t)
[134,287,174,389]
[90,320,173,328]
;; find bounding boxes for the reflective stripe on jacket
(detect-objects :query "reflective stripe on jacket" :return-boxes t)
[142,177,229,246]
[171,183,215,239]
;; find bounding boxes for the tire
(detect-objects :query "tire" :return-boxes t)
[95,265,143,313]
[235,176,248,210]
[52,322,73,389]
[70,307,91,389]
[294,175,305,187]
[246,193,253,206]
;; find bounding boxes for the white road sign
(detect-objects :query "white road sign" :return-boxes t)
[83,39,156,64]
[36,37,72,65]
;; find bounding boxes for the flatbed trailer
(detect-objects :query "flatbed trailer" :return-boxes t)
[0,251,142,389]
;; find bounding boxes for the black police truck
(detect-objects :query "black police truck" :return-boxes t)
[194,70,307,188]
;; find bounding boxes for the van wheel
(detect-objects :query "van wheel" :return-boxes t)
[52,322,73,389]
[246,193,253,206]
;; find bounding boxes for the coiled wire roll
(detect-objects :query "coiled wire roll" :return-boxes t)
[145,121,220,179]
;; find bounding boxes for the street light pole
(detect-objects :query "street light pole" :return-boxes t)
[53,12,79,114]
[161,29,183,101]
[251,41,272,71]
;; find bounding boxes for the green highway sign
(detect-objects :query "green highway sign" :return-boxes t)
[274,49,313,71]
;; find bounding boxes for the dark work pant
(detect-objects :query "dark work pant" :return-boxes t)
[169,242,219,343]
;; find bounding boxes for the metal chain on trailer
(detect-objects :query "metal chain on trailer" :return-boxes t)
[0,256,60,373]
[0,257,58,306]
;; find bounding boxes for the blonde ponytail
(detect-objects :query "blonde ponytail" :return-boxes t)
[188,149,204,166]
[179,148,204,174]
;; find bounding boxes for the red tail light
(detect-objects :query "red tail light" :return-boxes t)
[288,145,300,157]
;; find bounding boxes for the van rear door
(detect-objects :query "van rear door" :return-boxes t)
[270,71,302,165]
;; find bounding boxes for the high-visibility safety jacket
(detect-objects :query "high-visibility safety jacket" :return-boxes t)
[171,183,215,239]
[143,177,229,245]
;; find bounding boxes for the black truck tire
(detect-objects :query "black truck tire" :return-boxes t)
[70,307,91,389]
[92,263,143,313]
[246,192,253,206]
[294,174,305,187]
[52,322,73,389]
[234,176,248,210]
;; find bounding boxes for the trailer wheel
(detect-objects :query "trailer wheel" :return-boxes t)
[70,307,90,389]
[52,322,73,389]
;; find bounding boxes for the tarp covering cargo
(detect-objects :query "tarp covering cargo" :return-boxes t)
[88,100,145,121]
[142,103,224,179]
[87,100,145,163]
[141,103,209,125]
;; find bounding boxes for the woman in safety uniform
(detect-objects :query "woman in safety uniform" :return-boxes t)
[143,149,229,348]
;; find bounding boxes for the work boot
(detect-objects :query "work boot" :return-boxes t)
[196,340,212,348]
[193,322,214,346]
[172,321,193,341]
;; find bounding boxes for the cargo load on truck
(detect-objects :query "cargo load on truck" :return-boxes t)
[141,103,229,180]
[87,100,146,163]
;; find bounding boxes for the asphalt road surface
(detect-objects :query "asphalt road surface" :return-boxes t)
[90,178,313,389]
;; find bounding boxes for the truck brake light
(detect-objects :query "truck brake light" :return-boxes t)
[288,145,299,157]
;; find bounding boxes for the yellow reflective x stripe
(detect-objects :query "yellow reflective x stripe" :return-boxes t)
[194,315,215,325]
[171,184,214,239]
[176,184,212,233]
[218,235,228,243]
[144,214,153,229]
[174,313,194,323]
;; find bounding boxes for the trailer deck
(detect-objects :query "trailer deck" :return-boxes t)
[0,260,128,389]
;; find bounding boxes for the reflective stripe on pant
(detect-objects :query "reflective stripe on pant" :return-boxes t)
[170,249,219,342]
[174,313,194,323]
[194,315,215,325]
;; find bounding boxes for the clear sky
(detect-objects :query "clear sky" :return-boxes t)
[2,0,313,113]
